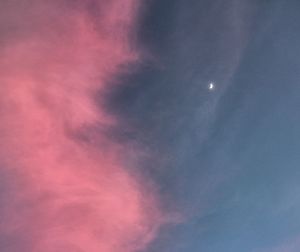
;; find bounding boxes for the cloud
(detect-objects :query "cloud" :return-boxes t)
[0,1,162,251]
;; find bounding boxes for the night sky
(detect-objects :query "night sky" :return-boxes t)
[1,1,300,252]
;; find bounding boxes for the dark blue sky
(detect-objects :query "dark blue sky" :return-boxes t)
[111,1,300,251]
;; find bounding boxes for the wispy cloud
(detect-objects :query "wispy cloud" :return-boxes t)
[0,1,162,251]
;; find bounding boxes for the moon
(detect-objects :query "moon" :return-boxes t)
[208,82,215,91]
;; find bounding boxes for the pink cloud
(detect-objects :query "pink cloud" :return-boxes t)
[0,1,162,251]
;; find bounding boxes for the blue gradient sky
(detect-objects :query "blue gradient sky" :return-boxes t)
[111,1,300,251]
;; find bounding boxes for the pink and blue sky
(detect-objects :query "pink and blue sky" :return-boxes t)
[0,1,300,252]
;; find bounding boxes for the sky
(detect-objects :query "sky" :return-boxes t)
[1,1,300,252]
